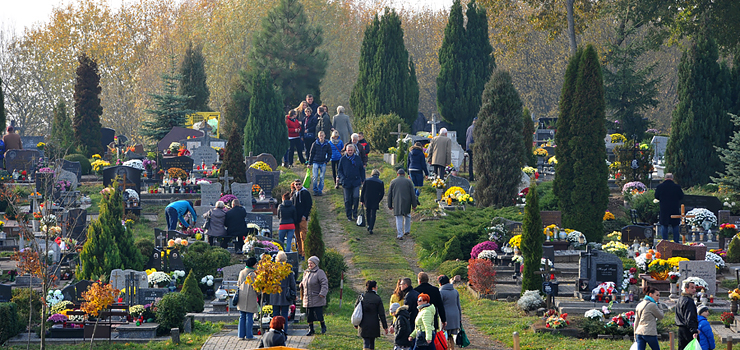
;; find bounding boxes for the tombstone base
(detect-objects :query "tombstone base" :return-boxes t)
[210,301,228,313]
[543,241,570,251]
[640,274,672,294]
[117,323,158,338]
[252,199,277,215]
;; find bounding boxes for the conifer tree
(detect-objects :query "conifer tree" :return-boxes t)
[51,100,75,152]
[250,0,327,108]
[221,125,247,184]
[72,54,103,157]
[223,72,251,134]
[142,56,194,142]
[0,77,5,131]
[243,71,288,161]
[521,182,543,293]
[522,107,535,166]
[463,0,494,134]
[107,185,145,271]
[179,42,210,112]
[473,69,524,208]
[714,114,740,191]
[304,208,324,262]
[77,186,122,280]
[180,269,204,313]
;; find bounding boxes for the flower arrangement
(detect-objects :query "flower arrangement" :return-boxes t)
[168,167,189,180]
[517,290,545,312]
[533,148,548,157]
[167,238,189,248]
[41,225,62,235]
[621,268,638,290]
[720,223,738,237]
[40,214,57,227]
[722,312,735,326]
[46,289,64,306]
[486,223,507,242]
[584,309,604,320]
[243,238,282,254]
[220,194,237,205]
[634,255,649,272]
[607,311,635,329]
[711,248,728,258]
[124,189,139,202]
[38,167,53,173]
[508,235,522,249]
[37,142,46,150]
[610,133,627,143]
[262,305,273,315]
[683,277,708,290]
[729,288,740,301]
[686,208,717,229]
[458,193,474,204]
[430,177,445,189]
[548,156,557,164]
[123,159,144,170]
[92,154,102,160]
[706,251,725,270]
[169,142,181,153]
[148,271,171,287]
[252,184,262,197]
[47,313,68,323]
[196,179,211,185]
[540,258,554,269]
[170,270,186,285]
[129,305,146,319]
[471,241,499,259]
[444,186,466,199]
[669,271,681,283]
[566,230,586,245]
[200,275,215,287]
[666,256,688,269]
[603,211,615,221]
[622,181,647,198]
[522,166,537,176]
[545,313,569,329]
[91,159,110,174]
[647,259,670,274]
[177,146,190,157]
[50,300,73,315]
[603,241,629,257]
[606,231,621,242]
[478,250,497,260]
[250,161,273,172]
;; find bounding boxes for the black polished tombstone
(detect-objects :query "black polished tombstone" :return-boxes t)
[102,166,142,193]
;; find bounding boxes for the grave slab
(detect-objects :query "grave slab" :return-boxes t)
[678,260,717,297]
[230,183,253,211]
[656,240,706,260]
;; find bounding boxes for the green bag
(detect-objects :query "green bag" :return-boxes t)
[683,339,701,350]
[303,167,312,189]
[455,324,471,348]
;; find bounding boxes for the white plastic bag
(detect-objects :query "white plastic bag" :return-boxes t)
[629,342,638,350]
[351,294,364,326]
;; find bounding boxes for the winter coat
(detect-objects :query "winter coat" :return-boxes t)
[309,139,332,164]
[359,140,371,165]
[303,114,319,138]
[357,290,388,338]
[300,267,328,308]
[237,268,260,313]
[203,208,227,237]
[316,112,333,137]
[269,271,296,307]
[224,205,248,237]
[698,315,715,350]
[332,113,353,145]
[388,176,417,216]
[393,305,414,347]
[286,116,302,139]
[337,154,365,189]
[360,175,385,210]
[634,299,664,336]
[466,123,475,151]
[439,283,461,330]
[675,294,698,333]
[329,138,344,161]
[2,132,21,150]
[258,329,287,348]
[407,146,429,176]
[292,188,313,220]
[415,282,446,329]
[655,179,684,226]
[427,135,452,167]
[403,287,420,323]
[278,200,298,226]
[409,304,436,342]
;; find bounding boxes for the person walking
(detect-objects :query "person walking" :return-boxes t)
[337,144,365,221]
[269,252,296,333]
[427,128,452,178]
[258,316,287,348]
[203,201,228,248]
[360,169,384,235]
[2,126,22,151]
[303,107,318,160]
[676,281,699,350]
[388,169,417,240]
[400,278,420,323]
[165,200,197,231]
[355,280,388,350]
[329,131,344,189]
[634,286,664,350]
[291,180,313,258]
[300,256,329,336]
[309,131,332,196]
[655,173,685,242]
[407,142,429,194]
[316,105,333,139]
[332,106,353,147]
[465,118,476,181]
[415,272,446,331]
[438,275,461,350]
[225,199,248,253]
[284,110,306,167]
[358,132,371,167]
[278,193,298,252]
[408,293,436,350]
[391,302,413,350]
[697,306,715,350]
[237,257,260,340]
[305,94,319,116]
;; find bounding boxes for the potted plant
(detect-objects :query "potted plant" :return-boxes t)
[647,259,670,280]
[722,312,735,328]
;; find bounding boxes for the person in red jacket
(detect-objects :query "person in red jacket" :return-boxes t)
[284,110,305,167]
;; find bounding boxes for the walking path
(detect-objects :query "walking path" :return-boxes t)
[201,328,312,350]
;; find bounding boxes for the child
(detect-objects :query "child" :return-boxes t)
[697,306,715,350]
[391,303,413,350]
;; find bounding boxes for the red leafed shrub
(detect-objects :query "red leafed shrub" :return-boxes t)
[468,258,496,295]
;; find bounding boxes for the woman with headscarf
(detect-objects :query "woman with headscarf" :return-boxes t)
[269,251,297,333]
[300,255,329,335]
[237,257,260,340]
[203,201,227,248]
[356,280,388,350]
[438,275,462,350]
[408,293,436,350]
[258,316,287,348]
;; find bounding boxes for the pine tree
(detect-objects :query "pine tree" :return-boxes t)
[250,0,327,108]
[473,69,524,208]
[350,9,419,125]
[221,126,247,184]
[141,56,194,142]
[303,208,324,262]
[51,100,75,152]
[713,113,740,191]
[179,42,211,112]
[180,269,204,313]
[243,71,288,161]
[522,107,535,166]
[223,71,252,134]
[73,54,104,157]
[0,76,5,131]
[666,30,732,188]
[521,182,543,293]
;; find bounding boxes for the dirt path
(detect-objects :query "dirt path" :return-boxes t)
[315,196,366,293]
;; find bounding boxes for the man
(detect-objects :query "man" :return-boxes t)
[655,173,684,242]
[224,199,248,253]
[465,118,476,181]
[427,128,452,178]
[305,94,319,117]
[292,179,313,257]
[400,278,419,322]
[360,169,384,235]
[308,131,332,196]
[675,281,698,349]
[337,144,365,220]
[3,126,22,151]
[315,106,333,138]
[332,106,353,144]
[165,200,197,231]
[388,168,417,240]
[358,132,371,167]
[414,272,446,331]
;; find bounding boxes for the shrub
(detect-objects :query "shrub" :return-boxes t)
[535,181,559,211]
[438,260,468,280]
[467,258,496,295]
[441,235,463,261]
[304,209,325,262]
[180,269,204,313]
[322,249,347,289]
[155,293,187,335]
[135,238,155,260]
[63,154,92,175]
[183,241,232,280]
[631,190,660,224]
[11,288,43,331]
[603,216,630,236]
[517,290,544,312]
[727,236,740,263]
[0,302,20,343]
[353,114,408,153]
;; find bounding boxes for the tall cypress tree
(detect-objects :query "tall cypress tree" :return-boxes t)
[243,71,287,161]
[221,125,247,184]
[250,0,327,108]
[464,0,495,137]
[521,182,543,293]
[473,69,524,208]
[0,76,5,131]
[522,107,535,166]
[179,42,211,112]
[224,71,252,135]
[73,54,104,157]
[51,100,75,152]
[437,0,468,130]
[142,56,194,142]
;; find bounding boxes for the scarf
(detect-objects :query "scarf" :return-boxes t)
[331,138,341,145]
[644,295,656,304]
[347,153,357,166]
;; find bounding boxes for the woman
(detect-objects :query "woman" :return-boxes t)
[337,144,365,221]
[303,107,318,160]
[269,252,296,333]
[203,201,227,248]
[407,142,428,192]
[329,131,344,189]
[409,293,435,349]
[438,275,462,350]
[277,192,298,252]
[294,101,308,122]
[356,280,388,350]
[237,257,260,340]
[258,316,287,348]
[300,255,329,336]
[634,286,664,350]
[285,110,305,166]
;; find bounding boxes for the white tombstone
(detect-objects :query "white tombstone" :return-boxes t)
[677,260,717,297]
[518,171,531,193]
[651,136,669,163]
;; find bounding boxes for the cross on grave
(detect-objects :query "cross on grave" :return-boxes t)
[156,231,165,249]
[428,114,441,137]
[582,245,596,280]
[201,122,213,146]
[671,204,696,243]
[220,170,234,194]
[111,269,124,287]
[390,124,407,141]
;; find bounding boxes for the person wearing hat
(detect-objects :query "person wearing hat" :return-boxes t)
[465,118,476,181]
[438,275,461,350]
[355,280,388,350]
[165,200,197,231]
[300,256,329,335]
[237,257,260,340]
[408,293,436,349]
[697,305,715,350]
[258,316,287,348]
[390,302,413,350]
[3,125,22,151]
[634,286,664,350]
[388,168,417,240]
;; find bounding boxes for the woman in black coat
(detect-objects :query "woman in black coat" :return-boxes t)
[356,280,388,350]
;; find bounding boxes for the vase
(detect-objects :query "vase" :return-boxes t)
[725,324,731,328]
[649,271,669,280]
[436,189,444,201]
[732,300,738,315]
[559,231,567,240]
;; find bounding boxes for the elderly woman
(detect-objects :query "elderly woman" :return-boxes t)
[337,143,365,221]
[237,257,260,340]
[438,275,462,350]
[269,252,297,333]
[300,256,329,336]
[203,201,228,248]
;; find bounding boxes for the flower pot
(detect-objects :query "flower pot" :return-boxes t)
[649,271,669,280]
[725,324,731,328]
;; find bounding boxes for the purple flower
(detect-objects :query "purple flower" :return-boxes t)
[47,313,68,323]
[471,241,499,259]
[219,194,237,204]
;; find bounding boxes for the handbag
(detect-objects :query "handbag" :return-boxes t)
[356,204,366,227]
[202,215,211,231]
[287,287,296,301]
[232,288,240,304]
[351,294,364,326]
[415,331,428,347]
[303,167,313,189]
[455,324,470,348]
[433,330,448,350]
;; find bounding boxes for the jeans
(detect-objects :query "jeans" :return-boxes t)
[165,207,179,230]
[395,214,411,237]
[343,186,360,219]
[238,311,254,339]
[409,170,424,187]
[661,225,680,242]
[288,138,306,165]
[636,334,660,350]
[273,305,290,332]
[278,229,295,252]
[366,208,378,231]
[312,163,326,194]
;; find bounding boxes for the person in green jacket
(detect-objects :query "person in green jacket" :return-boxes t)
[408,293,436,349]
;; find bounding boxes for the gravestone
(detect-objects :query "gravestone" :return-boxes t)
[35,173,54,195]
[678,260,717,297]
[231,183,253,210]
[200,182,223,207]
[160,156,195,172]
[65,209,88,242]
[285,251,300,277]
[540,211,562,227]
[62,280,94,303]
[137,288,169,305]
[221,264,244,281]
[651,136,668,163]
[445,132,465,170]
[34,238,60,263]
[518,171,531,193]
[123,269,149,289]
[21,136,46,151]
[146,248,163,270]
[621,225,654,243]
[656,240,707,260]
[102,165,142,193]
[246,168,280,197]
[100,128,116,149]
[445,175,471,193]
[59,159,82,182]
[5,149,40,174]
[110,269,127,291]
[578,250,623,295]
[125,150,146,160]
[56,169,79,191]
[542,245,555,268]
[681,195,723,218]
[134,144,145,154]
[246,212,273,232]
[0,284,11,303]
[246,153,279,172]
[157,127,203,153]
[191,145,219,168]
[167,249,186,272]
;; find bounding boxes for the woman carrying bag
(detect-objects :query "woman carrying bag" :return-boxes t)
[408,293,436,350]
[237,257,260,340]
[633,286,664,350]
[355,280,388,350]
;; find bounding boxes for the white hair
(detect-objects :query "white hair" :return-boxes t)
[346,143,356,152]
[439,128,448,136]
[337,106,345,114]
[351,133,359,141]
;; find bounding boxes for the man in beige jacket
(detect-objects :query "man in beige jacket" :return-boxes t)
[427,128,451,178]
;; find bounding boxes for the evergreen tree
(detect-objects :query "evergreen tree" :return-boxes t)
[179,42,211,112]
[714,114,740,191]
[463,0,495,136]
[521,182,543,293]
[473,69,524,208]
[249,0,327,108]
[666,30,732,188]
[107,185,145,271]
[221,126,247,184]
[223,71,251,134]
[731,51,740,116]
[72,54,104,157]
[180,269,204,313]
[141,56,194,142]
[522,107,535,166]
[303,208,324,262]
[0,77,5,131]
[350,9,419,125]
[51,100,75,152]
[243,71,288,161]
[77,186,122,280]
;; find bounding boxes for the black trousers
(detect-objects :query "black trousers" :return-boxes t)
[433,165,445,178]
[677,326,694,350]
[288,138,305,165]
[366,208,377,231]
[304,136,316,160]
[467,149,474,180]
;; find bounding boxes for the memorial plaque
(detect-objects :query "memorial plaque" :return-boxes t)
[246,212,273,232]
[246,168,280,197]
[596,263,619,283]
[5,149,40,174]
[656,240,706,260]
[100,128,116,149]
[0,284,11,303]
[231,183,253,210]
[137,288,169,305]
[102,166,142,193]
[191,145,219,168]
[200,182,222,207]
[59,159,82,182]
[160,156,194,172]
[678,260,717,297]
[620,225,653,243]
[540,211,562,227]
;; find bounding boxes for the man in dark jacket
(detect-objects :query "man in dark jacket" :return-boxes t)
[360,169,385,235]
[414,272,446,331]
[309,131,332,196]
[676,281,698,350]
[315,106,333,138]
[337,144,365,220]
[305,94,319,117]
[224,199,248,253]
[400,278,419,323]
[655,173,684,242]
[292,180,313,258]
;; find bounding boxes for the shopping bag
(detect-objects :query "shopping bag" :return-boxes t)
[356,204,366,227]
[433,330,448,350]
[303,167,312,189]
[351,294,364,326]
[683,339,701,350]
[456,324,471,348]
[629,342,638,350]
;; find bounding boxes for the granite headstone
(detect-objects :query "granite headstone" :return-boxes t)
[656,240,706,260]
[445,175,471,193]
[59,159,82,182]
[5,149,40,174]
[620,225,654,243]
[191,145,219,168]
[231,183,253,210]
[0,284,11,303]
[62,280,94,303]
[678,260,717,297]
[246,168,280,197]
[246,212,273,232]
[681,195,723,218]
[221,264,245,281]
[540,211,562,227]
[100,128,116,149]
[578,250,623,293]
[200,182,222,207]
[160,156,195,172]
[102,165,142,193]
[246,153,279,172]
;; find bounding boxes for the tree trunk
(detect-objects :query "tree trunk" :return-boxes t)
[89,319,99,350]
[566,0,577,55]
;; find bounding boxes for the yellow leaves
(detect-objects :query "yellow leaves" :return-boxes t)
[81,282,120,317]
[246,254,292,295]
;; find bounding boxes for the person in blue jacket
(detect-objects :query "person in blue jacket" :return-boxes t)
[165,200,197,231]
[407,142,428,197]
[337,144,365,221]
[697,306,715,350]
[329,131,344,189]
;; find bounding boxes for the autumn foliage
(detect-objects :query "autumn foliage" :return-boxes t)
[246,254,293,295]
[468,258,496,295]
[81,282,120,317]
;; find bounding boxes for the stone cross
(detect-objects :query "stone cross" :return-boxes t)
[428,114,441,137]
[156,231,165,249]
[219,170,234,194]
[390,124,407,141]
[582,245,596,280]
[202,122,212,148]
[671,204,695,243]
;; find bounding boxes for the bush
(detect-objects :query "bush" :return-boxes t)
[603,216,630,236]
[517,290,545,312]
[535,181,559,211]
[631,190,659,224]
[727,236,740,263]
[180,269,204,313]
[0,302,20,343]
[63,153,92,175]
[135,238,155,260]
[353,114,408,153]
[304,209,325,262]
[183,241,232,280]
[11,288,43,331]
[467,258,496,295]
[438,260,468,280]
[441,235,463,261]
[322,249,347,289]
[155,293,187,335]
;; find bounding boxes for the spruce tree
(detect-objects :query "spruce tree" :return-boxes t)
[243,71,288,161]
[0,76,5,131]
[51,100,75,152]
[521,182,543,293]
[77,186,122,280]
[180,269,204,313]
[224,71,251,134]
[473,69,524,208]
[303,208,324,262]
[666,30,732,188]
[179,42,211,112]
[72,54,104,157]
[107,185,145,271]
[713,114,740,191]
[141,56,194,142]
[250,0,327,108]
[522,107,535,166]
[221,126,247,184]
